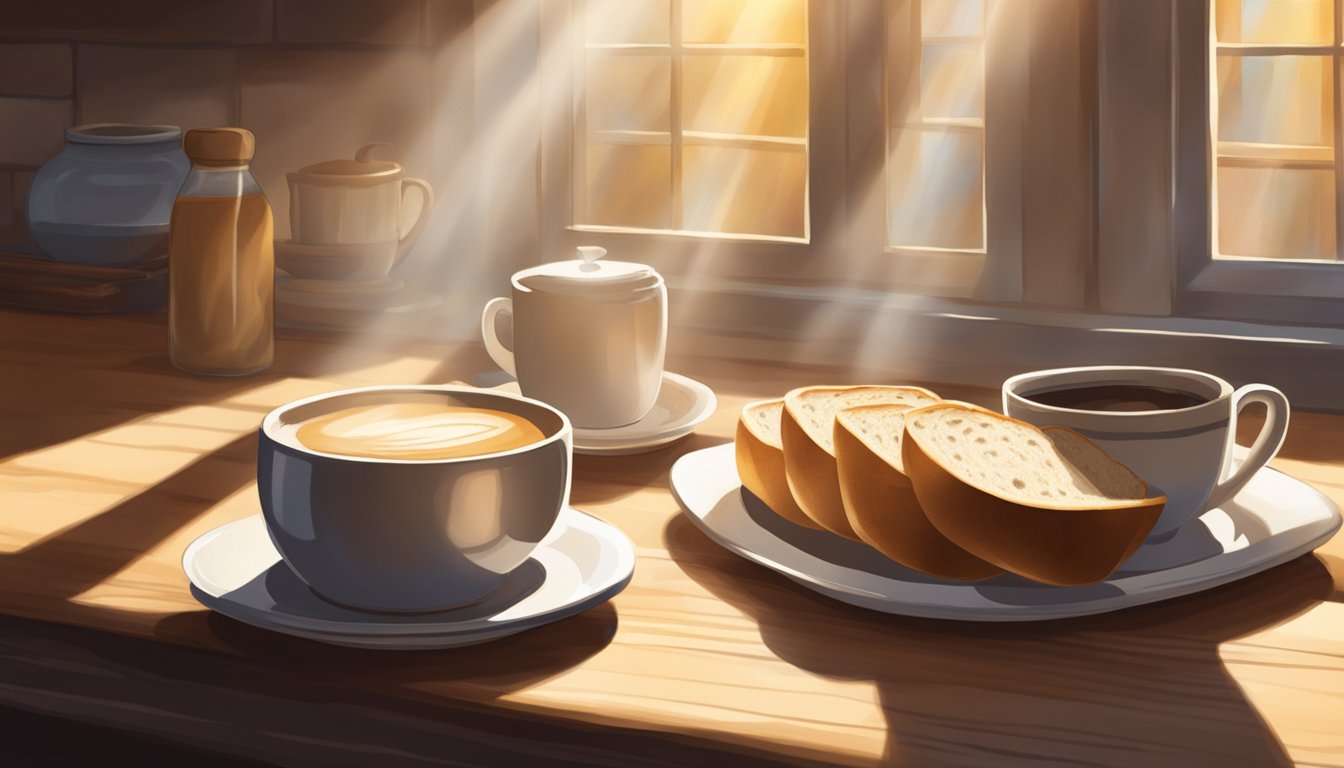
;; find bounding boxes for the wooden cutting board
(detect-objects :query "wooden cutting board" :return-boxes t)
[0,251,167,313]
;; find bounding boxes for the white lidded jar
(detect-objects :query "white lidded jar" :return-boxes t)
[481,246,667,429]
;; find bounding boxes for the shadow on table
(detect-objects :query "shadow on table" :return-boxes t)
[664,513,1333,768]
[153,601,618,695]
[0,350,265,461]
[0,432,258,603]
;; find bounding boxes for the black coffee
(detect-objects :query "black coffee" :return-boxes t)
[1025,384,1209,412]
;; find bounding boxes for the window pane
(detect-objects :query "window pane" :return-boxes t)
[888,0,986,251]
[1218,164,1336,260]
[888,128,984,250]
[921,43,984,120]
[682,0,806,44]
[1217,55,1332,147]
[586,0,669,45]
[1215,0,1332,45]
[921,0,983,37]
[682,55,807,137]
[585,144,673,229]
[683,145,806,238]
[586,54,671,132]
[576,0,807,238]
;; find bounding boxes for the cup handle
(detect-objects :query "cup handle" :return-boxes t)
[481,297,517,377]
[393,177,435,267]
[1203,384,1290,511]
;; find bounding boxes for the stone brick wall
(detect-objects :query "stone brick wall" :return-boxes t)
[0,0,474,250]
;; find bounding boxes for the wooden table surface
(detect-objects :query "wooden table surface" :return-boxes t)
[2,309,1342,767]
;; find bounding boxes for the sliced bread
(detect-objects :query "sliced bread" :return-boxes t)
[902,403,1166,586]
[782,385,940,539]
[834,404,1003,579]
[736,399,821,529]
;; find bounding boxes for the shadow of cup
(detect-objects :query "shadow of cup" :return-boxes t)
[153,600,618,695]
[664,512,1331,767]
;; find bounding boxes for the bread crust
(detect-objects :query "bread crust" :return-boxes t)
[735,406,821,529]
[781,385,940,541]
[781,396,860,539]
[834,410,1003,580]
[902,404,1166,586]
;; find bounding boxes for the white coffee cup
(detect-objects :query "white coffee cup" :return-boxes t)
[481,246,667,429]
[1002,366,1289,541]
[286,143,433,273]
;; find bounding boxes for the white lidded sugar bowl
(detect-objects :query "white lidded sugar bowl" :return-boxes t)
[482,246,667,429]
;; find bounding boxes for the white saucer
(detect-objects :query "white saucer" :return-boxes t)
[670,443,1342,622]
[183,507,635,649]
[483,372,717,455]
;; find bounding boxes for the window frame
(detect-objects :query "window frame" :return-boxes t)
[1168,0,1344,325]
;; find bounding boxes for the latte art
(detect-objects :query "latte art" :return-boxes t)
[296,403,546,460]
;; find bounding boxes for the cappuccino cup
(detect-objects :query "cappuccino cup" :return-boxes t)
[481,246,667,429]
[1003,366,1289,541]
[258,385,571,613]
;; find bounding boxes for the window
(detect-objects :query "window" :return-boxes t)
[537,0,1342,327]
[574,0,809,241]
[1213,0,1340,262]
[1169,0,1344,324]
[537,0,999,300]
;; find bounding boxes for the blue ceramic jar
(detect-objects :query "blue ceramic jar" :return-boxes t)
[26,124,190,266]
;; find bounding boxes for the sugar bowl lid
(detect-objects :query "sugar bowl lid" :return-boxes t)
[514,247,661,292]
[289,143,402,185]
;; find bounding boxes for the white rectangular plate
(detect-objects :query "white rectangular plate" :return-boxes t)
[670,443,1341,621]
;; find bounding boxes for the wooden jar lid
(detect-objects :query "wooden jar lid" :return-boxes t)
[183,128,255,167]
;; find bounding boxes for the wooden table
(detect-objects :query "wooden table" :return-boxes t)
[2,309,1342,767]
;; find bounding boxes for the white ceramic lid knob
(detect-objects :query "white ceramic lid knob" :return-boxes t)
[577,246,607,270]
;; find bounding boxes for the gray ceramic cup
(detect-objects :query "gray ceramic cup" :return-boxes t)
[258,385,572,613]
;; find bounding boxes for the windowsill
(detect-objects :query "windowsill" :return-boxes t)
[666,277,1344,412]
[566,225,810,245]
[1187,258,1344,299]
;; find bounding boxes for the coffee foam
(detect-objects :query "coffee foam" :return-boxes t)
[287,402,547,461]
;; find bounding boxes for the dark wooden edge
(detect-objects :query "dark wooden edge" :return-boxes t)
[0,614,835,768]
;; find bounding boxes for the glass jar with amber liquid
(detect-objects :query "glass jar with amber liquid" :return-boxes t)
[169,128,274,375]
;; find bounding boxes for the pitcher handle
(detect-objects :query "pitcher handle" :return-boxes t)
[480,297,516,377]
[1204,384,1290,511]
[393,177,435,267]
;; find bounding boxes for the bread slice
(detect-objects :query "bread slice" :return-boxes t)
[902,403,1166,586]
[834,404,1003,580]
[782,385,940,539]
[736,399,821,529]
